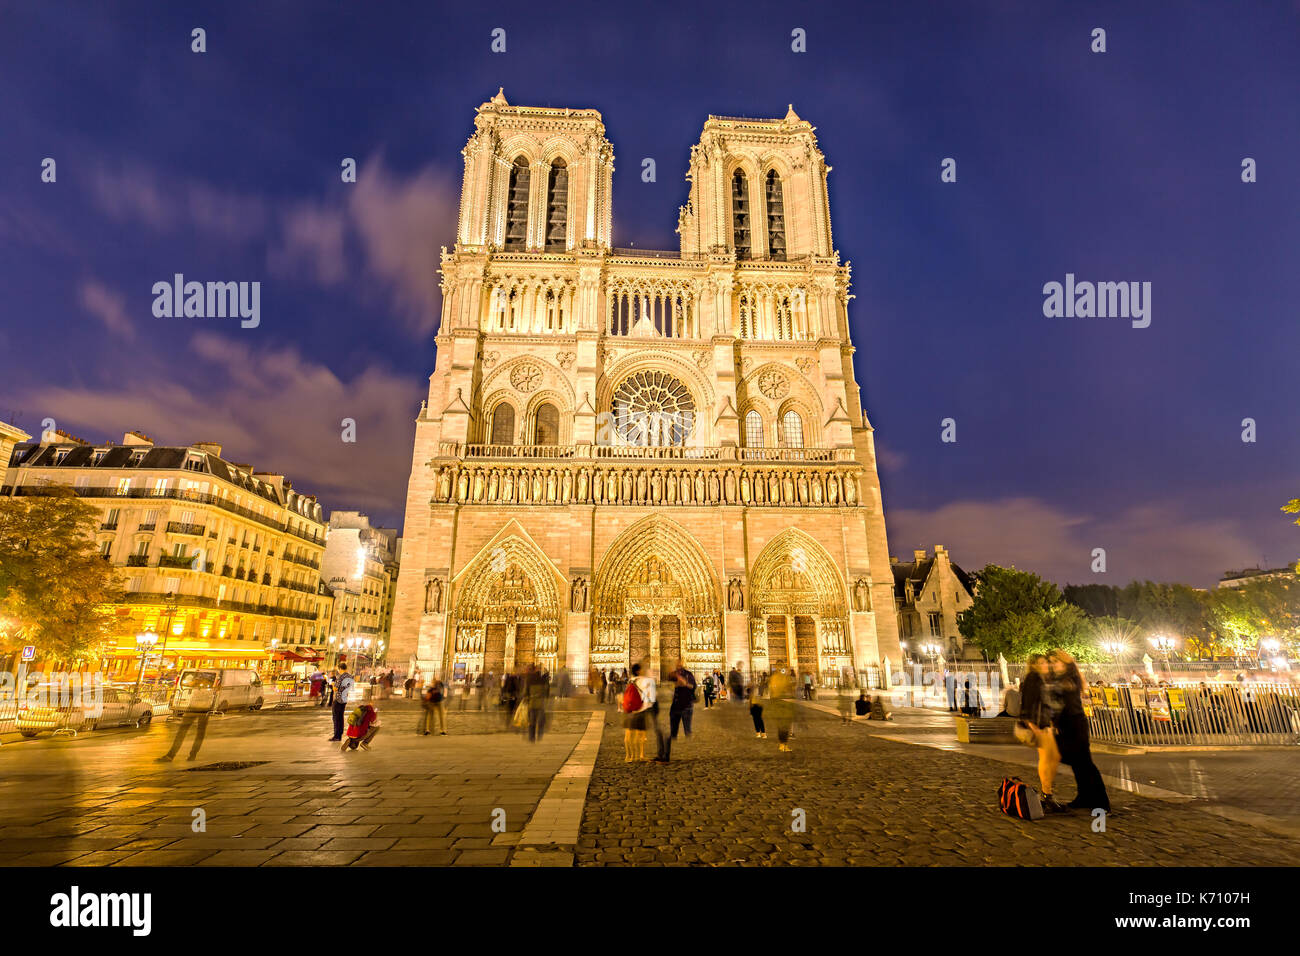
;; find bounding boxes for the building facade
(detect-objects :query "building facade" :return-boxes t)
[322,511,398,668]
[2,430,332,676]
[890,545,977,662]
[390,92,903,685]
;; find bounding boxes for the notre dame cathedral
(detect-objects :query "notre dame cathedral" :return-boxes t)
[389,89,904,685]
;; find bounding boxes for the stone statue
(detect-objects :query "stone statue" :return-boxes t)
[694,472,705,502]
[724,470,736,503]
[502,469,515,502]
[437,468,451,501]
[425,577,443,613]
[853,578,870,612]
[546,469,557,502]
[577,469,588,501]
[844,475,857,504]
[827,475,838,505]
[741,472,752,504]
[727,577,745,611]
[457,471,469,501]
[709,472,720,501]
[570,577,588,612]
[488,471,499,501]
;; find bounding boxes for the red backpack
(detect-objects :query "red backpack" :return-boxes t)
[622,680,643,714]
[998,777,1044,821]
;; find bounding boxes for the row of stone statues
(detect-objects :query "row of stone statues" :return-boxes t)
[433,463,860,508]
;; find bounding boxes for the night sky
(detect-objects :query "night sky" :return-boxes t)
[2,1,1297,588]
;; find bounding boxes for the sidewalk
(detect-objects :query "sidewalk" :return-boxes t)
[799,697,1300,839]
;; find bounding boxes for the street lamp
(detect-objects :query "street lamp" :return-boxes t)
[1101,639,1129,661]
[155,592,178,680]
[133,632,158,698]
[1149,635,1175,659]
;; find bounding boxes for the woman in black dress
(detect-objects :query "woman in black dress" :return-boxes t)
[1047,649,1110,812]
[1020,654,1068,812]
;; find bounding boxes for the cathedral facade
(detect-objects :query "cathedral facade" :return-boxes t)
[389,90,904,685]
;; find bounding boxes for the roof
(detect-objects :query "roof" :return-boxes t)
[892,557,974,603]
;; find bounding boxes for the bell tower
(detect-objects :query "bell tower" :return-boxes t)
[455,88,614,254]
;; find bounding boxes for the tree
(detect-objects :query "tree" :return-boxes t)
[958,565,1100,662]
[0,490,124,666]
[1205,577,1300,657]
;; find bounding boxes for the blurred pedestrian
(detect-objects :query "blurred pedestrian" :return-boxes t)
[748,682,766,738]
[419,676,446,736]
[329,664,355,742]
[1049,649,1109,813]
[524,662,549,742]
[621,662,650,762]
[662,658,695,762]
[768,669,795,752]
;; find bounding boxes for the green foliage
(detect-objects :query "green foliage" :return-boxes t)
[959,565,1100,662]
[0,491,124,665]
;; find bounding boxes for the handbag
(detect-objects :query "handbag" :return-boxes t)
[1013,720,1037,748]
[512,701,529,728]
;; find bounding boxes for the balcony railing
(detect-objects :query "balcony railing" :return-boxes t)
[138,523,156,531]
[166,522,206,536]
[3,485,326,545]
[100,521,118,531]
[279,579,317,595]
[126,555,149,567]
[158,553,196,569]
[121,591,318,620]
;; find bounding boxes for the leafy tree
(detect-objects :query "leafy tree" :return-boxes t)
[1063,583,1120,618]
[0,490,124,666]
[959,565,1100,662]
[1205,577,1300,656]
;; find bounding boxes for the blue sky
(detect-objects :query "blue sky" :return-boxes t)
[2,0,1298,587]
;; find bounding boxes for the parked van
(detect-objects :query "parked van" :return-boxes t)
[171,668,265,713]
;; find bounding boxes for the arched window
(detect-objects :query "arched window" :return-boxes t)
[504,157,530,250]
[545,159,568,251]
[780,409,804,448]
[744,409,764,448]
[731,170,751,259]
[490,403,515,445]
[534,402,560,445]
[765,170,786,260]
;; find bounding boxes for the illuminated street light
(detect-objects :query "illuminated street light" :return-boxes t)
[133,631,158,698]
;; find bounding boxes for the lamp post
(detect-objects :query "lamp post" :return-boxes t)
[133,632,158,698]
[1149,635,1175,677]
[328,635,338,669]
[155,592,178,681]
[920,642,942,696]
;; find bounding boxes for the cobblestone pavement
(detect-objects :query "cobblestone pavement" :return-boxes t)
[0,702,589,866]
[575,698,1300,866]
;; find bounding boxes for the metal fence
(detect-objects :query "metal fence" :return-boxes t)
[1087,680,1300,746]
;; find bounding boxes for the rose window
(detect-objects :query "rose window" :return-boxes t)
[610,370,696,446]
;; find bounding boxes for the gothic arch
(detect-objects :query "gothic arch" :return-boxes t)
[591,515,723,671]
[449,531,564,672]
[747,529,851,679]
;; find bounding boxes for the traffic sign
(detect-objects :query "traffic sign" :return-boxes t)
[20,646,35,661]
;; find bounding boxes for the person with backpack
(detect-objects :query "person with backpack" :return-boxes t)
[1048,649,1110,813]
[1018,654,1068,812]
[621,662,652,762]
[701,673,717,708]
[419,677,446,736]
[342,702,381,752]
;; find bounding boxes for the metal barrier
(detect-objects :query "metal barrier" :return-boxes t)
[1087,681,1300,746]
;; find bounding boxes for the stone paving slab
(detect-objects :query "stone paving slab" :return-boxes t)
[0,705,588,867]
[575,699,1299,866]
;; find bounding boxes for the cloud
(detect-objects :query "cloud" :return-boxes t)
[25,332,423,518]
[269,156,460,337]
[78,279,135,340]
[87,165,269,241]
[346,157,459,338]
[887,497,1258,589]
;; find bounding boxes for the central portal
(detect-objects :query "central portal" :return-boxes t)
[659,615,681,676]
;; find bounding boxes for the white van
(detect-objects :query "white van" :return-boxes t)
[171,668,265,713]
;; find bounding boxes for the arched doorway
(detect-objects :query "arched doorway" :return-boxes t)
[748,530,851,686]
[448,535,562,678]
[592,516,721,678]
